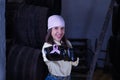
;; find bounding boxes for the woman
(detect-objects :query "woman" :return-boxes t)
[42,15,79,80]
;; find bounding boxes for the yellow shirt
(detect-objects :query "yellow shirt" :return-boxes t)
[42,40,79,76]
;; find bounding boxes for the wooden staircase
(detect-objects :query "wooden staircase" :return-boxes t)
[69,39,94,80]
[69,1,114,80]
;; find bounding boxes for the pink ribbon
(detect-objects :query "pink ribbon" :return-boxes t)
[50,44,60,54]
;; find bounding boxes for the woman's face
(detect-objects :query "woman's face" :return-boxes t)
[51,26,65,42]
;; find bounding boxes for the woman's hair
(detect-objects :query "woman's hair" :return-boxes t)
[45,29,68,47]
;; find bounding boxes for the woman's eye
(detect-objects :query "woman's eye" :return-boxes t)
[61,27,64,30]
[54,27,58,29]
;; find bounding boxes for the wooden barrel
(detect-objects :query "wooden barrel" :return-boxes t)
[25,0,61,14]
[6,45,48,80]
[13,4,48,48]
[6,45,23,80]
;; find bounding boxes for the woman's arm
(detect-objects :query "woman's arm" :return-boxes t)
[42,43,52,62]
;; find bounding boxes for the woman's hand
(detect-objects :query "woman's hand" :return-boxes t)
[71,57,79,66]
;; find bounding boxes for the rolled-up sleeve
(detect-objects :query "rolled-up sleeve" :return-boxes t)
[42,43,52,62]
[67,40,79,67]
[71,57,79,66]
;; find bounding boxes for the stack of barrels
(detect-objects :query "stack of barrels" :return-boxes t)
[6,0,61,80]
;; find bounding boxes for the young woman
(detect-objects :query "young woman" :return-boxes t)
[42,15,79,80]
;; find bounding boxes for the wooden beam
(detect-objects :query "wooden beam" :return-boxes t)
[0,0,6,80]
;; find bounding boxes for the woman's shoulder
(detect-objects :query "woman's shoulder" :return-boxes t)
[42,42,52,49]
[66,39,72,48]
[66,39,71,43]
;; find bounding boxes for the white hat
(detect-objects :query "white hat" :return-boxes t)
[48,15,65,30]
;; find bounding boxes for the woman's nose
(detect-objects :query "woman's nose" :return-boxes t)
[58,29,63,33]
